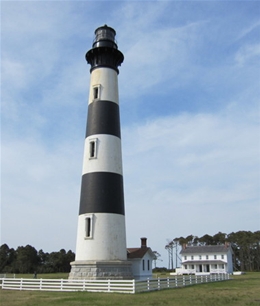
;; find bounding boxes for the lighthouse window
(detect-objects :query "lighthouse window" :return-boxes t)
[90,141,95,157]
[93,87,98,99]
[85,215,93,238]
[86,218,91,237]
[93,85,101,100]
[89,138,97,159]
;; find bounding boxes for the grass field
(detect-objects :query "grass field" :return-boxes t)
[1,273,260,306]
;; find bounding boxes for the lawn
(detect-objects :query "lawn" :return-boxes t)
[1,273,259,306]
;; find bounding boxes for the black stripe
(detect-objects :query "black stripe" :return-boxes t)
[79,172,125,215]
[86,101,121,138]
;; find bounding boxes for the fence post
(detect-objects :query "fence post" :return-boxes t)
[39,278,42,290]
[175,276,178,287]
[167,277,170,288]
[108,279,111,292]
[158,278,160,290]
[147,278,150,291]
[132,279,135,294]
[195,275,197,284]
[20,278,23,290]
[60,278,63,291]
[189,275,192,285]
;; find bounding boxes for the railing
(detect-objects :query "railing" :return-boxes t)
[135,273,230,292]
[1,274,230,294]
[0,278,135,293]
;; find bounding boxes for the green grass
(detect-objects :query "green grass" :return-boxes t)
[1,273,260,306]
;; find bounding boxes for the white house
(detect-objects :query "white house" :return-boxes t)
[127,238,155,280]
[176,244,233,275]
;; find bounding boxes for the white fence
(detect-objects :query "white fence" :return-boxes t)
[135,273,230,292]
[0,274,230,294]
[0,278,135,293]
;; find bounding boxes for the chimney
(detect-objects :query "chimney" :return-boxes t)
[141,237,147,248]
[182,244,187,250]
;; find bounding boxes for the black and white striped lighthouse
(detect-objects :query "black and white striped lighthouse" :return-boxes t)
[69,25,132,280]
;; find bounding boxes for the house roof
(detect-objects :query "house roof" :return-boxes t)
[180,245,231,255]
[127,247,154,259]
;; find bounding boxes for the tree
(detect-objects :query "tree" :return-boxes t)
[212,232,227,245]
[152,251,161,268]
[15,245,39,273]
[199,234,214,245]
[0,244,75,273]
[165,241,174,270]
[0,244,15,272]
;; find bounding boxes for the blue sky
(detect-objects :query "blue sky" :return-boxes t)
[1,1,260,267]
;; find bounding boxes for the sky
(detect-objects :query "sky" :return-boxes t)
[1,1,260,268]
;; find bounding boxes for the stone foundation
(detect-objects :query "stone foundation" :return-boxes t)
[69,260,133,280]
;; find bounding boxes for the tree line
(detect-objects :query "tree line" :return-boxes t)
[0,244,75,274]
[165,230,260,272]
[1,230,259,274]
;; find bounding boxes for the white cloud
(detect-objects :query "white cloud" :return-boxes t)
[235,20,260,42]
[235,43,260,66]
[119,21,206,97]
[123,103,260,257]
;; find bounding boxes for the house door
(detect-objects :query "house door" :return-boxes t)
[199,265,202,272]
[206,265,210,272]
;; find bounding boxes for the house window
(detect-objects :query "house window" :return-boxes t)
[142,259,145,271]
[191,265,194,269]
[199,255,202,260]
[221,264,225,269]
[214,255,217,259]
[147,260,150,271]
[206,255,209,259]
[221,254,224,259]
[184,256,187,260]
[191,256,194,260]
[184,265,187,269]
[93,85,101,100]
[85,215,93,238]
[89,138,97,159]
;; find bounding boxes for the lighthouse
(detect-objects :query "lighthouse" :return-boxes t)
[69,25,132,279]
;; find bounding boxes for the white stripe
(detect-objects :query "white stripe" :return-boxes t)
[88,67,119,105]
[75,213,127,261]
[82,134,123,175]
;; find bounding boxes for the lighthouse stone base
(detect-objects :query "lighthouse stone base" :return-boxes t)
[69,260,133,280]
